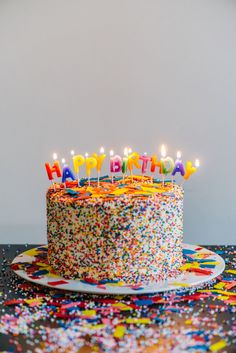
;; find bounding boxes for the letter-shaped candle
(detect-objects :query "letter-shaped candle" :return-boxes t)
[139,153,151,174]
[122,158,128,174]
[150,155,162,174]
[171,151,181,186]
[122,147,128,175]
[161,157,175,175]
[73,154,85,174]
[93,147,106,187]
[62,165,76,183]
[160,144,167,186]
[110,155,122,173]
[127,152,141,173]
[85,155,97,186]
[172,160,185,176]
[72,154,85,186]
[110,150,121,183]
[93,149,106,173]
[85,156,97,177]
[183,160,198,180]
[45,159,62,181]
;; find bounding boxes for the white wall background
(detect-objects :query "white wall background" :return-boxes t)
[0,0,235,244]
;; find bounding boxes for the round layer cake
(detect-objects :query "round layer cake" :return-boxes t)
[47,176,184,284]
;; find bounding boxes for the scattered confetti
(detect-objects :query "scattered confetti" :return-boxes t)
[0,245,235,352]
[210,339,227,351]
[113,325,126,338]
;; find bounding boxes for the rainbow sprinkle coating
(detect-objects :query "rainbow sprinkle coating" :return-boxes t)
[47,176,184,284]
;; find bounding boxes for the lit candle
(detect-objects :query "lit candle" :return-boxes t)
[183,159,199,180]
[150,154,162,183]
[172,150,185,177]
[171,151,181,187]
[127,151,141,182]
[110,150,122,183]
[93,147,106,187]
[122,147,128,182]
[53,153,58,160]
[72,152,85,187]
[139,152,151,181]
[161,157,174,174]
[177,151,181,160]
[45,153,62,190]
[195,159,200,168]
[110,150,114,183]
[160,144,167,187]
[85,153,97,186]
[61,158,76,187]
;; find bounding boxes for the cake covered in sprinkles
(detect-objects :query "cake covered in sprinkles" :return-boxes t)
[47,176,184,284]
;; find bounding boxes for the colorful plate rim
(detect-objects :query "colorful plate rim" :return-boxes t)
[11,243,225,295]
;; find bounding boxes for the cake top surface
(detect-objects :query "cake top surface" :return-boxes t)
[47,175,184,204]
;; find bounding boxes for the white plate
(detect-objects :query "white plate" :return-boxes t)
[11,243,225,295]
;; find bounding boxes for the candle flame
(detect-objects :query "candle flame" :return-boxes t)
[70,150,75,156]
[85,152,89,158]
[100,146,105,154]
[61,158,66,164]
[53,153,58,160]
[110,150,114,157]
[161,144,167,158]
[124,147,128,157]
[177,151,181,159]
[195,159,200,168]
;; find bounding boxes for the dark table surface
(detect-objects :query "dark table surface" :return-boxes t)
[0,244,235,353]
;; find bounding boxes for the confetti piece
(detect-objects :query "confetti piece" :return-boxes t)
[4,299,24,306]
[183,249,196,255]
[126,318,151,324]
[134,299,153,306]
[61,302,82,310]
[33,269,49,276]
[213,282,226,290]
[88,324,105,330]
[225,269,236,275]
[22,248,39,257]
[210,339,227,351]
[202,290,236,297]
[186,268,213,275]
[171,282,190,287]
[47,280,69,286]
[24,299,43,307]
[112,303,133,311]
[81,310,96,317]
[224,281,236,290]
[113,325,126,338]
[185,319,192,324]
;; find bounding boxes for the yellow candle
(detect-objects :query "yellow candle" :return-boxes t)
[127,152,141,173]
[85,156,97,177]
[93,147,106,173]
[184,160,198,180]
[72,154,85,174]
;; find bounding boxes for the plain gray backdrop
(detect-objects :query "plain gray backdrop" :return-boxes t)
[0,0,235,244]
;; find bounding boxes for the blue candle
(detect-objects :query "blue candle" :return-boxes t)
[61,159,76,184]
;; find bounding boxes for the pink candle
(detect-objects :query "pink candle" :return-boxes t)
[110,150,122,183]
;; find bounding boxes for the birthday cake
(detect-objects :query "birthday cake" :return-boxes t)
[47,176,184,284]
[45,145,199,284]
